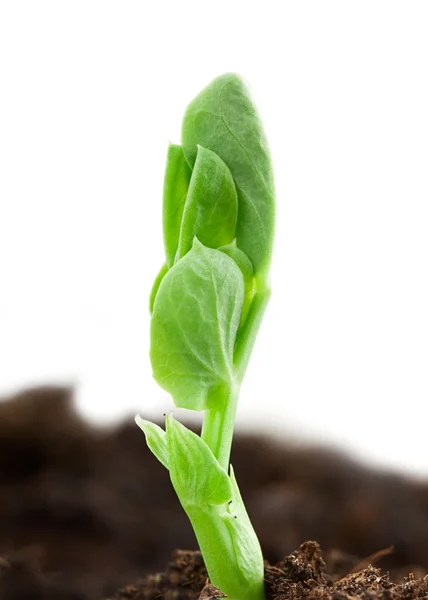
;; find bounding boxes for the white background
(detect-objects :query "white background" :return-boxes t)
[1,2,427,475]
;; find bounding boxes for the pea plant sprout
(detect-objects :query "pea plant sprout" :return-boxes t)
[136,73,275,600]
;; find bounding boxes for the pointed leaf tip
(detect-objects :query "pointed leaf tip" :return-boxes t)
[135,415,169,470]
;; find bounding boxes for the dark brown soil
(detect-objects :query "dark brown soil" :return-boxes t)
[1,386,428,599]
[108,542,428,599]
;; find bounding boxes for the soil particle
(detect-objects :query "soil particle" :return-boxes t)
[198,583,227,598]
[114,550,207,599]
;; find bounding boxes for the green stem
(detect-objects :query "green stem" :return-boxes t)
[187,505,265,600]
[201,278,271,471]
[201,384,239,470]
[234,278,271,380]
[187,278,271,600]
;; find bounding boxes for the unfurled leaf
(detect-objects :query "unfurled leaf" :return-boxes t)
[150,239,244,411]
[176,145,238,260]
[182,73,275,275]
[166,415,232,507]
[163,144,192,268]
[135,416,169,470]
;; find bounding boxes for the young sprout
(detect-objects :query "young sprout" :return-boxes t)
[137,73,275,600]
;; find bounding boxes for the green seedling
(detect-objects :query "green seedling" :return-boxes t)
[137,73,275,600]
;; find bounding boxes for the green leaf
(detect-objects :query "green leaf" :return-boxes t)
[218,242,254,326]
[163,144,192,267]
[135,416,169,470]
[176,145,238,260]
[149,263,168,315]
[182,73,275,275]
[150,239,244,411]
[166,415,232,507]
[225,465,265,588]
